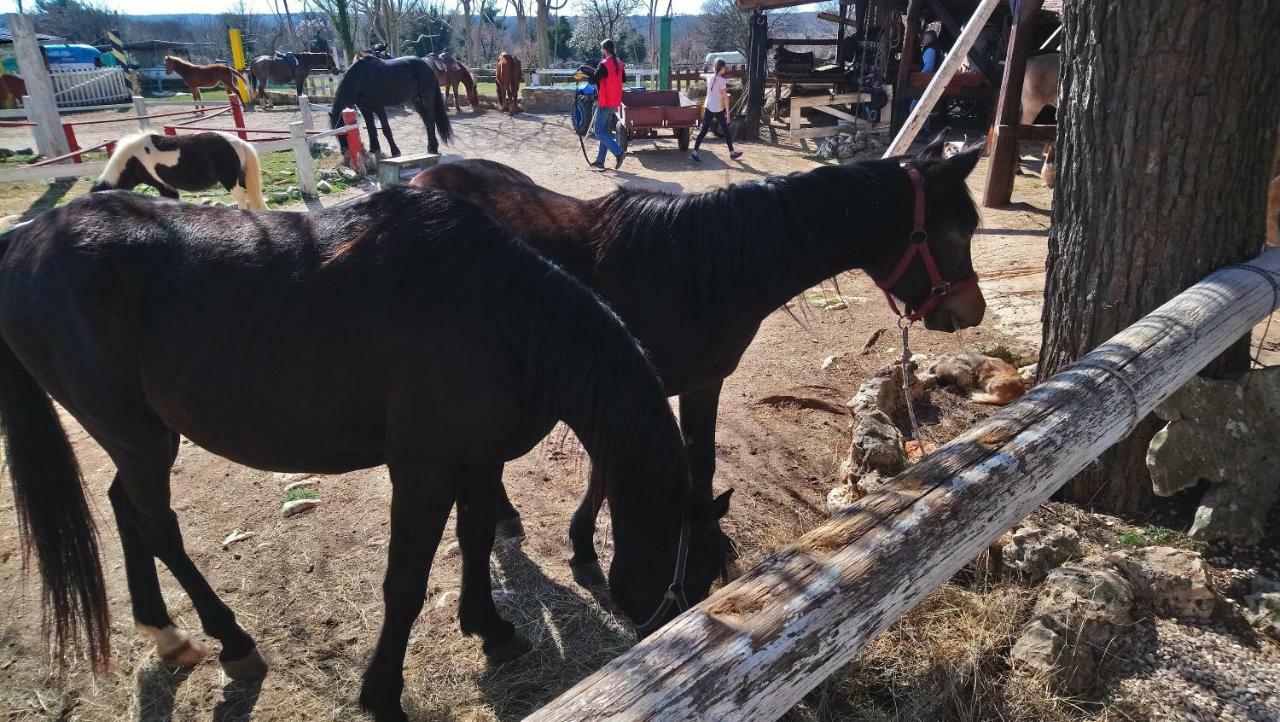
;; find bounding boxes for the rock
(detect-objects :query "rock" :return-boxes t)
[221,529,255,550]
[285,185,301,198]
[268,191,291,204]
[442,541,460,559]
[282,499,321,518]
[1244,576,1280,638]
[814,130,870,161]
[337,165,358,180]
[316,179,332,194]
[283,478,320,492]
[318,168,339,180]
[1002,524,1080,583]
[976,341,1039,368]
[826,483,864,513]
[0,148,14,159]
[850,409,906,475]
[16,147,33,155]
[1147,367,1280,545]
[1108,546,1217,620]
[433,590,459,611]
[1010,558,1135,693]
[518,86,573,113]
[1019,363,1038,386]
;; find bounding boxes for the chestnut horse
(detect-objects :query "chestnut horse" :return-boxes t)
[425,53,479,113]
[1021,52,1059,187]
[413,138,986,584]
[0,73,26,109]
[164,55,246,101]
[495,52,522,114]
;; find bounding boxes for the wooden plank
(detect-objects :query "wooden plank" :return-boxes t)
[812,106,858,123]
[7,14,67,159]
[997,123,1056,142]
[527,246,1280,720]
[983,0,1045,207]
[816,11,849,25]
[884,0,1001,157]
[789,125,843,139]
[767,38,843,46]
[790,92,871,109]
[0,160,106,182]
[926,0,1002,84]
[891,0,924,131]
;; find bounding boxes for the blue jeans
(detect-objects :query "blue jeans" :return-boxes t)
[594,105,622,164]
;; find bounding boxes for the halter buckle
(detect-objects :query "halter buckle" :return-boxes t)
[909,229,929,244]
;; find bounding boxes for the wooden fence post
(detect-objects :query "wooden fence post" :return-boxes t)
[61,123,80,162]
[133,96,150,130]
[883,0,1001,157]
[291,121,317,197]
[229,94,248,140]
[7,13,68,158]
[525,248,1280,720]
[982,0,1046,207]
[299,95,314,130]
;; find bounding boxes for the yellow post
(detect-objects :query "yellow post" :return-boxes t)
[228,28,250,103]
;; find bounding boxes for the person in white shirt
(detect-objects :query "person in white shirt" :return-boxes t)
[690,59,742,162]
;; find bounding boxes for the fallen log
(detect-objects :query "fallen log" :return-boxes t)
[527,247,1280,720]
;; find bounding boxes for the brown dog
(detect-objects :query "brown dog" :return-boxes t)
[931,352,1026,405]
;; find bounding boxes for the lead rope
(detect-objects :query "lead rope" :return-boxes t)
[899,319,928,452]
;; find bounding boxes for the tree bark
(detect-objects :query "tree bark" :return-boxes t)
[1040,0,1280,510]
[536,1,550,66]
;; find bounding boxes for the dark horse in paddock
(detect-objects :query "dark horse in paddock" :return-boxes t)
[413,139,985,584]
[330,55,452,159]
[0,187,729,721]
[247,51,340,108]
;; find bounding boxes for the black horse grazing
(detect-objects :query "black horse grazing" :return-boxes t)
[413,139,986,584]
[91,131,267,210]
[0,187,729,721]
[330,55,452,158]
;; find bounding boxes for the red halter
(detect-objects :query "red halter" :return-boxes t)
[874,167,979,323]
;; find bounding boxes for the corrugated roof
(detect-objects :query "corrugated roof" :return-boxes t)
[0,28,68,44]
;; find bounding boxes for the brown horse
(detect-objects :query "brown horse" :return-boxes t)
[495,52,522,114]
[1021,52,1059,187]
[0,73,27,109]
[246,51,340,108]
[425,53,479,113]
[164,56,246,101]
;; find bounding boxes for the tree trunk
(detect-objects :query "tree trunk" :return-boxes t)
[511,0,530,46]
[1040,0,1280,510]
[461,0,475,62]
[536,1,550,66]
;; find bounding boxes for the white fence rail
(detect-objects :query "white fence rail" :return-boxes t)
[530,67,660,87]
[48,67,132,108]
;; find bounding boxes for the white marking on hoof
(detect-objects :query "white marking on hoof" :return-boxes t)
[138,624,209,666]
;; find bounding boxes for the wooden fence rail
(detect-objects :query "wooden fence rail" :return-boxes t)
[527,246,1280,720]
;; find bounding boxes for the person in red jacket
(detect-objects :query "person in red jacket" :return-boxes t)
[588,39,626,170]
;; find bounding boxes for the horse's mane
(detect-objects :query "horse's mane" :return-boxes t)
[163,55,196,69]
[591,161,902,317]
[98,131,154,184]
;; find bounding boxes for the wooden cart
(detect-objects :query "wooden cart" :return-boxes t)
[617,90,700,152]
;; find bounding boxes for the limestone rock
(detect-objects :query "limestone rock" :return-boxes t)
[1019,363,1038,386]
[1011,558,1135,693]
[1147,367,1280,545]
[282,498,321,518]
[0,148,12,159]
[1002,524,1080,583]
[825,483,864,513]
[815,130,870,161]
[337,165,358,180]
[1108,546,1217,620]
[976,341,1039,368]
[316,179,333,194]
[1244,576,1280,639]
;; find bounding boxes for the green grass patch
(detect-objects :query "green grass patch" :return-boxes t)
[1116,524,1208,553]
[283,487,319,503]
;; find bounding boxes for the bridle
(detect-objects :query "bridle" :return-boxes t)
[873,167,979,324]
[635,521,691,635]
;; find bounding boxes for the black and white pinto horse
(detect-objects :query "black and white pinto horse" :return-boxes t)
[92,131,267,210]
[330,55,452,159]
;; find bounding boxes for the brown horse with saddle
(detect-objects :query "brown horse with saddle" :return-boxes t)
[424,52,478,113]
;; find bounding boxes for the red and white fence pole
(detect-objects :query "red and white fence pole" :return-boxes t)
[229,95,248,140]
[61,122,81,163]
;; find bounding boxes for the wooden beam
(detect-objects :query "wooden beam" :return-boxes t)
[817,11,849,25]
[891,0,925,131]
[743,10,768,140]
[767,38,843,46]
[527,246,1280,720]
[790,92,871,108]
[7,13,68,159]
[997,123,1056,142]
[925,0,1002,84]
[884,0,1001,157]
[983,0,1045,207]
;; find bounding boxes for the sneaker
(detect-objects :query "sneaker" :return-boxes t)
[614,151,626,170]
[588,160,605,170]
[730,150,743,160]
[689,150,701,162]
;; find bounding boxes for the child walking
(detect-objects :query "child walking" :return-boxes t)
[690,59,742,162]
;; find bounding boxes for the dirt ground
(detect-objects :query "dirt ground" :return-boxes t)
[0,107,1275,721]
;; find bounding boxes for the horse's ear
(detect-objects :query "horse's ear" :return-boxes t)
[937,142,983,181]
[705,489,733,525]
[914,128,951,162]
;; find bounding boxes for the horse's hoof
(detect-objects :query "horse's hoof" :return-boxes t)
[220,646,268,680]
[483,631,531,664]
[570,560,607,588]
[495,517,525,539]
[160,636,210,667]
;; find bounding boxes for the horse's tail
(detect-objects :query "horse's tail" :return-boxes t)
[415,65,451,145]
[0,293,109,671]
[238,138,267,210]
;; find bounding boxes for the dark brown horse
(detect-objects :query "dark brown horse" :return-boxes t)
[496,52,522,114]
[247,51,340,108]
[0,186,729,721]
[413,139,985,584]
[425,53,479,113]
[164,55,246,101]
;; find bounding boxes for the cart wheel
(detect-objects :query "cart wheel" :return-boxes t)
[676,127,691,151]
[618,126,630,153]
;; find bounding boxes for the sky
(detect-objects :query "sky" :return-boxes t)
[0,0,719,18]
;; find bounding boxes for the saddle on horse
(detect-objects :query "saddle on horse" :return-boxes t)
[275,51,299,68]
[427,53,462,74]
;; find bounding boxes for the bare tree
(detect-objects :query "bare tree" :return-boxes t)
[354,0,425,56]
[311,0,360,59]
[506,0,530,47]
[457,0,476,62]
[534,0,569,67]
